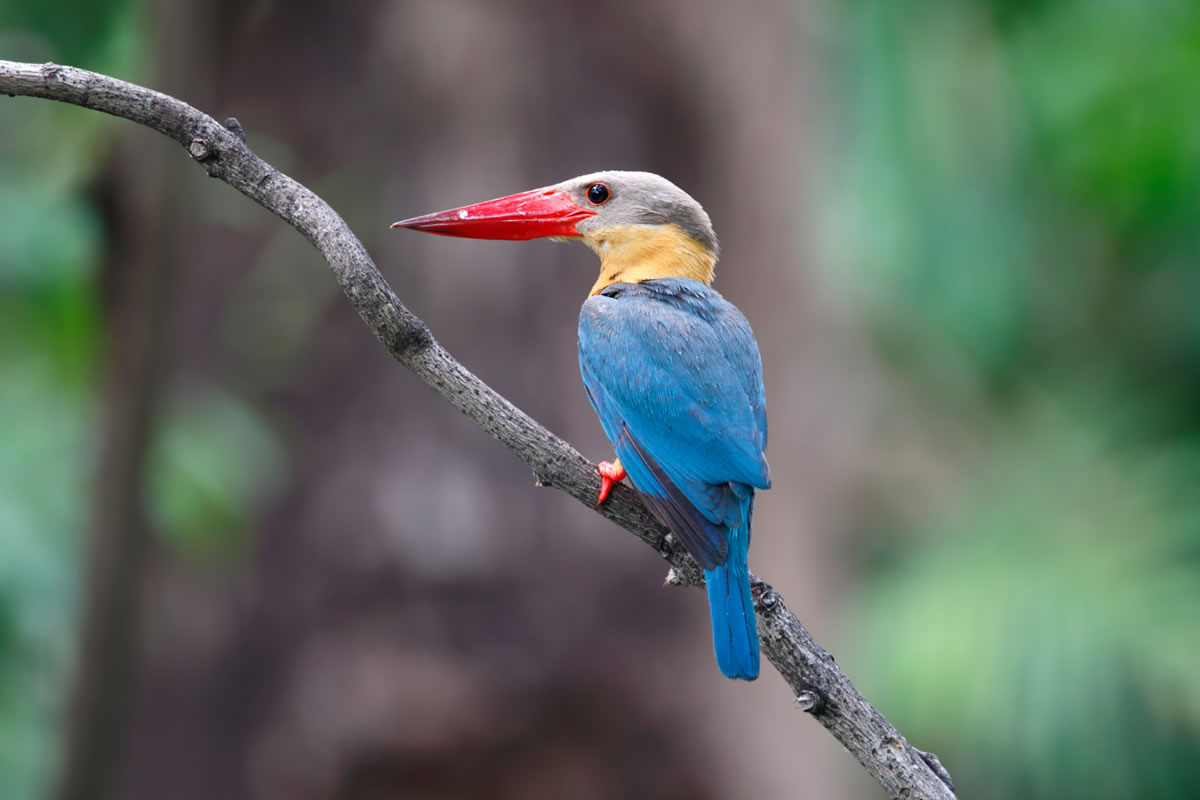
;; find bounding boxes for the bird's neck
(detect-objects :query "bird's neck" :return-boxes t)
[586,224,716,296]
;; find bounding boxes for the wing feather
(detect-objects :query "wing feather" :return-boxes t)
[578,280,769,567]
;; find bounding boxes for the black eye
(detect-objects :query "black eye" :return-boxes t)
[586,182,610,205]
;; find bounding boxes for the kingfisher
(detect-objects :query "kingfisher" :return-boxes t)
[393,171,770,680]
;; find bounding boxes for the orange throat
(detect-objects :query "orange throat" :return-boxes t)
[586,224,717,296]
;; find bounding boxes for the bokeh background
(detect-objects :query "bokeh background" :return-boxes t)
[2,0,1199,798]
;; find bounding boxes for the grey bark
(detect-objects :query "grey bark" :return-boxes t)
[0,60,957,800]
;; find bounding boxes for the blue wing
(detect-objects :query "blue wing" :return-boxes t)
[578,279,769,570]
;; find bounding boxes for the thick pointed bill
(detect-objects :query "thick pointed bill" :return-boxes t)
[391,188,595,240]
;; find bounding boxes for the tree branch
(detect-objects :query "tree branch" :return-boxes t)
[0,60,956,800]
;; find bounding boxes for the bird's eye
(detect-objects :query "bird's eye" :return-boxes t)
[586,183,611,206]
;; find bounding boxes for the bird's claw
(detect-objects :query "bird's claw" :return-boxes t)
[595,459,626,507]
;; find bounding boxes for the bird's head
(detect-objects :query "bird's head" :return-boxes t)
[393,171,718,295]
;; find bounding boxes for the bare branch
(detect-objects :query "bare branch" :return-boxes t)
[0,60,956,800]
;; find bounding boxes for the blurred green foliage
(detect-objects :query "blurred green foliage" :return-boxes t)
[0,4,283,797]
[853,393,1200,799]
[148,384,288,557]
[822,1,1200,797]
[0,0,123,786]
[820,0,1200,402]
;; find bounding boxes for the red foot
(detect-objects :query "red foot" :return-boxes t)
[595,459,626,507]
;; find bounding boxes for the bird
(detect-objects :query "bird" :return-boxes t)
[393,171,770,680]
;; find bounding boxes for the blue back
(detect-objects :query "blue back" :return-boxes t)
[578,278,770,570]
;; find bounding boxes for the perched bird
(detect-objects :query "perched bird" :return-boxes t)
[393,171,770,680]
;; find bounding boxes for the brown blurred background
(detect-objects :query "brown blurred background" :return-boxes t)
[4,0,1200,799]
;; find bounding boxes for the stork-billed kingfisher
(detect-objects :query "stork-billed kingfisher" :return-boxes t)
[393,171,770,680]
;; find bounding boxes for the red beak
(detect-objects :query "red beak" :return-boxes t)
[391,188,596,240]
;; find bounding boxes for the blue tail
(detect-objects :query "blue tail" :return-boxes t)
[705,524,759,680]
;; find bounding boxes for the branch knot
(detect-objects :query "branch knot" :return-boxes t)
[794,689,825,714]
[756,585,780,612]
[223,117,246,143]
[188,138,214,162]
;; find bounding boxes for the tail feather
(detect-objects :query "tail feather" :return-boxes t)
[704,524,759,680]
